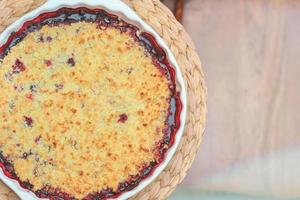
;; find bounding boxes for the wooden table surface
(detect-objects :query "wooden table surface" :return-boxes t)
[176,0,300,198]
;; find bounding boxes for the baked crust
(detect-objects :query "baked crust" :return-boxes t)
[0,8,181,199]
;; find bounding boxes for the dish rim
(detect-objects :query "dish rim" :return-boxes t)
[0,0,187,199]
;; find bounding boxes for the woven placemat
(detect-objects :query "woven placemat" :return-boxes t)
[0,0,207,199]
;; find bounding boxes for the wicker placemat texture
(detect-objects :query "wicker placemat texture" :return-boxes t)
[0,0,207,199]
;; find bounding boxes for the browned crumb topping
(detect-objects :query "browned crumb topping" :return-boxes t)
[0,22,170,199]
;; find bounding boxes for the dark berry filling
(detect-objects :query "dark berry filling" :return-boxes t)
[46,36,52,42]
[55,83,64,91]
[118,113,128,123]
[12,59,26,73]
[23,116,34,127]
[67,57,75,67]
[44,59,52,67]
[26,93,34,100]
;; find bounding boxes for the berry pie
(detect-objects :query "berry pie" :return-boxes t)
[0,8,182,200]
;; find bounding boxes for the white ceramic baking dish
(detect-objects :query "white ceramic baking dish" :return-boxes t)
[0,0,187,199]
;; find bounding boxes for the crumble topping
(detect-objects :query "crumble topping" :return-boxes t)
[0,21,171,199]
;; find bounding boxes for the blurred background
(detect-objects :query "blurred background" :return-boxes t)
[162,0,300,200]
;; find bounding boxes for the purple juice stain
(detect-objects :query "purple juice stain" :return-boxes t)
[44,59,52,67]
[23,116,33,127]
[12,59,26,73]
[67,57,75,67]
[118,113,128,123]
[46,36,52,42]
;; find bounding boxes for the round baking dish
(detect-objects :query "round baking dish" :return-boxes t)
[0,0,187,199]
